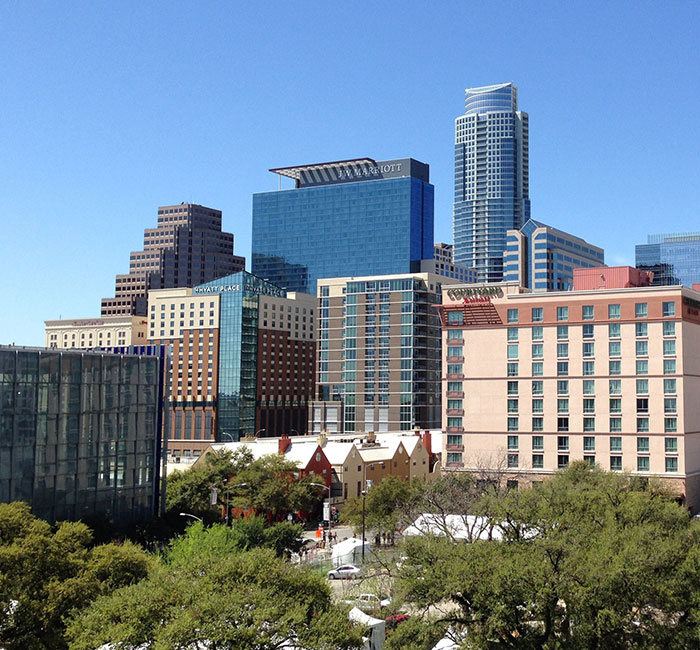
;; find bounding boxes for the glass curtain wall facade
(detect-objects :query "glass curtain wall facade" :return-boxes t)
[252,158,434,295]
[0,346,165,525]
[453,83,530,283]
[194,272,285,440]
[636,232,700,287]
[504,219,604,291]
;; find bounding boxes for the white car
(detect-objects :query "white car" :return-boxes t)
[327,564,361,580]
[349,593,392,608]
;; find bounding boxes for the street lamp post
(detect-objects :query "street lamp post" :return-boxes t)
[361,489,366,563]
[309,481,332,527]
[179,512,202,523]
[224,482,248,526]
[220,431,235,443]
[290,429,299,436]
[255,428,266,437]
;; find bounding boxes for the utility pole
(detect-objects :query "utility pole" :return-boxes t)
[361,489,366,563]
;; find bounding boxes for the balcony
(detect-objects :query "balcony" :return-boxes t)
[446,461,464,468]
[446,373,464,380]
[446,338,464,346]
[446,391,464,398]
[446,408,464,416]
[445,443,464,452]
[446,426,464,433]
[446,356,464,363]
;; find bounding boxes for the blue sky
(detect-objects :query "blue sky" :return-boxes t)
[2,1,699,345]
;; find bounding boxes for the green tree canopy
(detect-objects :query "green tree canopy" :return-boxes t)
[395,463,700,649]
[67,538,363,650]
[0,502,153,650]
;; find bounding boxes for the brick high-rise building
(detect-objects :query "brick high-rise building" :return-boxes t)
[101,203,245,316]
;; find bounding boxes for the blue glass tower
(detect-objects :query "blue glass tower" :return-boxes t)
[636,232,700,287]
[453,83,530,283]
[252,158,434,295]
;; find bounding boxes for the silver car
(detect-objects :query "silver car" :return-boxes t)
[327,564,361,580]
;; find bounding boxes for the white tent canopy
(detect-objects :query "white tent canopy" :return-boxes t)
[402,513,504,541]
[331,536,371,566]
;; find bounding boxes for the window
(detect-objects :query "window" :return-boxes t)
[507,309,519,323]
[448,311,463,325]
[557,380,569,395]
[583,324,594,339]
[610,417,622,432]
[637,457,650,472]
[582,305,594,320]
[663,301,675,317]
[558,455,569,469]
[557,306,569,321]
[635,303,648,318]
[609,398,622,414]
[507,399,519,413]
[532,307,543,322]
[507,435,519,450]
[532,398,543,414]
[583,436,595,452]
[507,362,519,377]
[557,398,569,414]
[507,344,518,359]
[532,362,543,376]
[663,340,676,356]
[583,361,595,376]
[532,343,544,359]
[610,437,622,452]
[583,417,595,432]
[507,454,519,468]
[557,417,569,432]
[507,417,519,431]
[532,380,543,395]
[609,341,621,357]
[609,323,621,338]
[558,436,569,451]
[636,341,648,357]
[666,457,678,473]
[532,326,543,341]
[584,455,596,467]
[583,380,595,395]
[557,325,569,340]
[508,327,518,341]
[608,304,621,319]
[664,378,677,394]
[583,398,595,414]
[665,437,678,453]
[610,456,622,472]
[636,379,649,394]
[532,417,544,431]
[532,435,544,450]
[532,454,544,469]
[583,342,594,357]
[665,418,677,433]
[557,362,569,376]
[507,381,519,395]
[609,361,621,375]
[637,398,649,414]
[609,379,621,395]
[663,321,676,336]
[637,437,649,452]
[636,360,648,375]
[635,322,648,337]
[664,398,677,413]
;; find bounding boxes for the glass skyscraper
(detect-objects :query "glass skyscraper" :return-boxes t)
[636,232,700,287]
[252,158,434,295]
[453,83,530,283]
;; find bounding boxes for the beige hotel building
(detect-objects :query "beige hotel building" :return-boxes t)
[437,267,700,511]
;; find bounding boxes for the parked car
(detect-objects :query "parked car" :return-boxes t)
[343,593,391,608]
[327,564,361,580]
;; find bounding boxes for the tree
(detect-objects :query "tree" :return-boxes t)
[340,475,418,539]
[231,453,323,521]
[165,447,254,522]
[0,502,153,650]
[394,463,700,649]
[67,543,363,650]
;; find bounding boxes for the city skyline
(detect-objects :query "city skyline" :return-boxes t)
[2,2,699,345]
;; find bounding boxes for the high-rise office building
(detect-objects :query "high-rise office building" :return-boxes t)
[101,203,245,316]
[148,271,315,452]
[453,83,530,283]
[419,243,478,284]
[0,345,167,525]
[252,158,434,295]
[636,232,700,288]
[504,219,604,291]
[310,272,452,434]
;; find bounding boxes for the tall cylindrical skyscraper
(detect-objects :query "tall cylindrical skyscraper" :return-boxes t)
[453,83,530,282]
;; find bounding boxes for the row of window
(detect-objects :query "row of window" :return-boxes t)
[506,321,676,342]
[505,358,677,377]
[504,435,678,453]
[506,301,676,323]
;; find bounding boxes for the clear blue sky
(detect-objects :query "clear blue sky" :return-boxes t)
[2,1,699,345]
